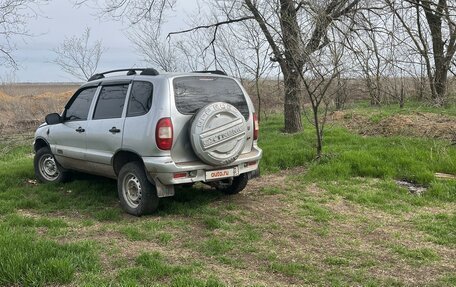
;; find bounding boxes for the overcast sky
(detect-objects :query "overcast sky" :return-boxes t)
[0,1,197,83]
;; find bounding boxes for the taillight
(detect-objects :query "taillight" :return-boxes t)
[156,117,173,150]
[253,113,259,140]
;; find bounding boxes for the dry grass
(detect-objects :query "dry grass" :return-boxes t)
[330,110,456,141]
[0,83,80,97]
[0,85,75,134]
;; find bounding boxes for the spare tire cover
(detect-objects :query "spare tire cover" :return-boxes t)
[190,102,247,166]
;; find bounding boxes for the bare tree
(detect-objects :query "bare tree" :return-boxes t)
[53,27,105,81]
[348,8,388,106]
[77,0,362,134]
[129,17,223,72]
[385,0,456,105]
[300,26,350,158]
[129,24,179,72]
[74,0,176,24]
[176,0,363,132]
[0,69,17,95]
[174,35,214,71]
[0,0,47,68]
[215,20,275,120]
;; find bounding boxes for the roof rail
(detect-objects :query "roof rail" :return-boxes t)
[192,70,227,76]
[88,68,159,81]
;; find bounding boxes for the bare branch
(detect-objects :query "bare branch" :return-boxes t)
[52,27,105,81]
[167,16,254,38]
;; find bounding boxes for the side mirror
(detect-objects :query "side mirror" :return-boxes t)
[45,113,62,125]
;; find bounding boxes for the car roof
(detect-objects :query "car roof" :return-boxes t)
[79,70,231,88]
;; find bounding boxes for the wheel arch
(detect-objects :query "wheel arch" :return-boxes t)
[112,150,146,177]
[34,137,50,152]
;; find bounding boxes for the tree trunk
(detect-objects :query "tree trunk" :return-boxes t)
[422,0,448,104]
[312,105,322,159]
[434,64,448,105]
[255,77,262,122]
[335,75,346,110]
[399,79,405,108]
[244,0,303,133]
[283,69,302,133]
[280,0,303,133]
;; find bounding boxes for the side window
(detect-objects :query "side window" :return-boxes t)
[93,84,129,120]
[65,87,97,121]
[127,81,153,117]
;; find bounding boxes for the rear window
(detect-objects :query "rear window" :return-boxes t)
[173,76,249,119]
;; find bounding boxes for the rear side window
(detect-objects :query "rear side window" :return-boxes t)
[127,81,153,117]
[65,87,97,121]
[93,84,129,120]
[173,76,249,119]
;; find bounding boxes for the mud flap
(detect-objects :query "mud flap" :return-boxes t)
[248,168,260,180]
[152,177,175,198]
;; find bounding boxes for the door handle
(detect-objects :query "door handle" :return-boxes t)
[109,127,121,133]
[75,127,85,133]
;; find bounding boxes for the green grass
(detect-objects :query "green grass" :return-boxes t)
[299,201,334,223]
[413,213,456,246]
[83,251,224,286]
[3,213,68,229]
[324,256,351,266]
[319,179,430,213]
[391,245,440,264]
[202,238,234,256]
[260,115,455,185]
[0,226,98,286]
[0,103,455,286]
[269,261,313,277]
[93,208,122,222]
[259,186,282,195]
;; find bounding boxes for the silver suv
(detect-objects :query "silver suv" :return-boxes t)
[33,68,262,216]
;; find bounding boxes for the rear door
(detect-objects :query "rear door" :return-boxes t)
[122,81,155,155]
[85,83,130,165]
[50,86,98,168]
[171,76,252,163]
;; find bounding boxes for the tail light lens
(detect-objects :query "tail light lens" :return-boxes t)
[253,113,259,140]
[156,117,173,150]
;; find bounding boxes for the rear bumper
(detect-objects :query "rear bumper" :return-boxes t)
[143,145,262,185]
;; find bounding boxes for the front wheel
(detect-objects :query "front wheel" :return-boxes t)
[211,173,249,195]
[118,162,159,216]
[34,147,68,183]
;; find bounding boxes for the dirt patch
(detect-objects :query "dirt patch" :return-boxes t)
[330,111,456,141]
[247,166,306,192]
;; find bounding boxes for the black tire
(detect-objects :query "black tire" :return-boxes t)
[215,173,249,195]
[34,147,69,183]
[117,162,159,216]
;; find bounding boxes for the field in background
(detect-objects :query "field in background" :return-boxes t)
[0,83,78,134]
[0,83,80,97]
[0,83,455,286]
[1,81,456,138]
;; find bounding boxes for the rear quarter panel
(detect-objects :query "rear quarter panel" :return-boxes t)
[122,76,171,157]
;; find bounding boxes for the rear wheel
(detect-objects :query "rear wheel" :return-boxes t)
[118,162,159,216]
[211,173,248,195]
[34,147,68,183]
